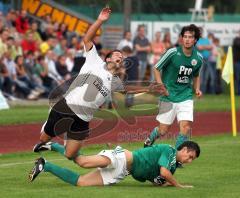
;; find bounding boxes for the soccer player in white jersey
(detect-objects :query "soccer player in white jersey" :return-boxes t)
[33,7,165,165]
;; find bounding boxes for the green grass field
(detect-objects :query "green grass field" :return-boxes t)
[0,94,239,125]
[0,134,240,198]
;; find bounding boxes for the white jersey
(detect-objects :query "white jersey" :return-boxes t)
[65,45,123,122]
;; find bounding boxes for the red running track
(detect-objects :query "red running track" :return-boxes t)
[0,111,239,154]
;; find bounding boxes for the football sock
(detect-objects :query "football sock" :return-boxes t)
[175,133,189,149]
[51,143,81,159]
[149,127,160,144]
[44,162,80,186]
[51,142,65,155]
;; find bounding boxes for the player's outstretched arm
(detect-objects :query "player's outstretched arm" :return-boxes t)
[83,7,111,52]
[160,167,193,188]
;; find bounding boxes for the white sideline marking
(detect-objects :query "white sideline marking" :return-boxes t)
[0,158,65,168]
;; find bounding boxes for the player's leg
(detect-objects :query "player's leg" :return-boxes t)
[64,139,83,160]
[144,101,176,147]
[33,99,69,152]
[75,154,111,168]
[29,157,104,186]
[144,124,170,147]
[77,170,104,186]
[33,120,57,152]
[175,100,193,149]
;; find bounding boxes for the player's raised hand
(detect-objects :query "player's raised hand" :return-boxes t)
[98,6,111,22]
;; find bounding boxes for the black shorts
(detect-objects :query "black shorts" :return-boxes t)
[44,99,89,140]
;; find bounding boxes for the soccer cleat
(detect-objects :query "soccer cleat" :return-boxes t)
[33,142,53,152]
[143,137,154,148]
[29,157,45,182]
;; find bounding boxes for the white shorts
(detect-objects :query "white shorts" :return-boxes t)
[156,100,193,125]
[98,146,128,185]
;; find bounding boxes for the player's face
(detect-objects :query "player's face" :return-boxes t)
[109,51,124,68]
[182,31,196,49]
[179,148,197,164]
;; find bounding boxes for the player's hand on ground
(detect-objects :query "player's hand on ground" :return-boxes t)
[149,82,169,96]
[195,89,202,98]
[98,7,111,21]
[179,184,194,188]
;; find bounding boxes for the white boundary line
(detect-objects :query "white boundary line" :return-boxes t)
[0,158,65,168]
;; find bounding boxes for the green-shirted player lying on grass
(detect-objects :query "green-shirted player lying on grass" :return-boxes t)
[29,141,200,188]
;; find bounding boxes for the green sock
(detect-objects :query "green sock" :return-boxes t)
[44,162,80,186]
[175,133,189,149]
[51,143,81,159]
[51,143,65,155]
[149,127,159,144]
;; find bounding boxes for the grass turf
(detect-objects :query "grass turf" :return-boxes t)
[0,94,239,125]
[0,134,240,198]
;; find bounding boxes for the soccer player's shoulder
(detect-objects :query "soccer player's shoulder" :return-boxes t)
[163,47,178,57]
[196,50,204,64]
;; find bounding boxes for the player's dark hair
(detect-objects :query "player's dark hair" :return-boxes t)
[177,141,200,158]
[180,24,201,45]
[105,49,122,62]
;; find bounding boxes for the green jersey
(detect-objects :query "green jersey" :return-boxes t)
[155,46,203,102]
[131,144,177,183]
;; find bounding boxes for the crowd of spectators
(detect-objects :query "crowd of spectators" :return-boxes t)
[0,9,240,104]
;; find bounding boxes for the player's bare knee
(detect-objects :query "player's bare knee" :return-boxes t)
[64,151,77,160]
[75,156,88,168]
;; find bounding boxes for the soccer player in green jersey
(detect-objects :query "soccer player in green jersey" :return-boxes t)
[29,141,200,188]
[144,24,203,149]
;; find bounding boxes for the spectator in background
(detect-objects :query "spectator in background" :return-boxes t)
[133,25,151,80]
[117,31,133,50]
[45,50,63,84]
[65,48,75,72]
[55,55,71,80]
[57,23,68,39]
[54,37,68,56]
[0,28,8,57]
[40,36,56,55]
[15,10,29,34]
[34,55,57,92]
[3,10,15,28]
[0,17,4,31]
[122,46,139,107]
[214,38,224,94]
[150,31,166,81]
[208,33,217,94]
[21,32,38,55]
[196,28,213,94]
[27,21,42,44]
[0,58,14,97]
[15,55,42,96]
[175,33,183,47]
[233,31,240,95]
[3,53,36,100]
[40,23,55,41]
[162,31,172,50]
[6,36,21,60]
[68,35,81,50]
